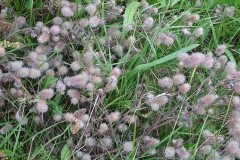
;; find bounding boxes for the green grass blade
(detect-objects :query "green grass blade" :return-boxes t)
[121,1,140,40]
[225,49,236,65]
[127,44,200,78]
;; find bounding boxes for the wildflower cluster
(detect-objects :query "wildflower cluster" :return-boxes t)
[0,0,238,159]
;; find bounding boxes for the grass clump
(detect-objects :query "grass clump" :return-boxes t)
[0,0,240,159]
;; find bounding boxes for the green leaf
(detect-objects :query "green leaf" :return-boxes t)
[0,149,13,157]
[160,0,167,7]
[61,145,71,160]
[170,0,181,6]
[50,92,63,114]
[225,49,236,65]
[25,0,33,9]
[122,1,140,40]
[127,44,199,78]
[40,76,58,89]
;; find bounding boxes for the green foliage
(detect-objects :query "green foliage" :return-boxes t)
[61,145,71,160]
[40,76,58,89]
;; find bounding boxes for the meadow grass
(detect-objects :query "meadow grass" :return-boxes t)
[0,0,240,160]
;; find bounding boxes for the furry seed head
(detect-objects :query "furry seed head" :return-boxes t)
[100,137,113,149]
[70,61,81,71]
[111,67,121,78]
[179,83,191,94]
[233,96,240,111]
[37,32,50,44]
[143,136,160,147]
[182,28,191,36]
[28,51,38,61]
[186,14,200,24]
[143,17,154,30]
[52,17,63,25]
[57,65,68,76]
[161,34,175,46]
[150,95,169,111]
[36,99,48,113]
[15,111,28,125]
[98,123,109,134]
[29,68,41,79]
[89,16,100,28]
[93,76,102,84]
[53,114,62,122]
[85,137,97,147]
[71,98,79,105]
[112,44,123,57]
[194,27,204,38]
[173,74,186,85]
[123,115,138,124]
[172,138,183,148]
[225,140,239,155]
[105,76,118,92]
[67,73,89,87]
[108,28,121,40]
[150,103,160,111]
[52,36,60,42]
[40,88,54,100]
[56,80,66,94]
[107,111,120,123]
[19,67,30,78]
[0,124,13,134]
[123,141,133,152]
[158,77,173,89]
[62,21,73,30]
[82,154,91,160]
[177,52,189,61]
[85,4,97,16]
[41,26,49,32]
[199,145,212,156]
[176,147,190,159]
[202,53,214,69]
[202,129,214,139]
[164,146,176,159]
[61,6,74,17]
[78,18,89,28]
[10,61,23,71]
[35,45,47,54]
[83,51,94,65]
[64,112,75,122]
[178,52,205,68]
[50,25,61,35]
[234,81,240,94]
[225,62,237,78]
[67,89,80,98]
[0,47,6,57]
[224,6,235,17]
[188,52,206,67]
[215,44,226,56]
[117,123,128,132]
[219,55,228,66]
[36,21,44,29]
[86,83,94,91]
[198,94,218,108]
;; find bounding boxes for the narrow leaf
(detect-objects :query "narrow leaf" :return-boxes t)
[122,2,140,40]
[225,49,236,65]
[61,145,71,160]
[40,76,58,89]
[127,44,199,78]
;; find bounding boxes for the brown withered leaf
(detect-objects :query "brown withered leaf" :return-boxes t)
[73,108,86,120]
[0,151,8,160]
[0,20,13,32]
[70,120,82,134]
